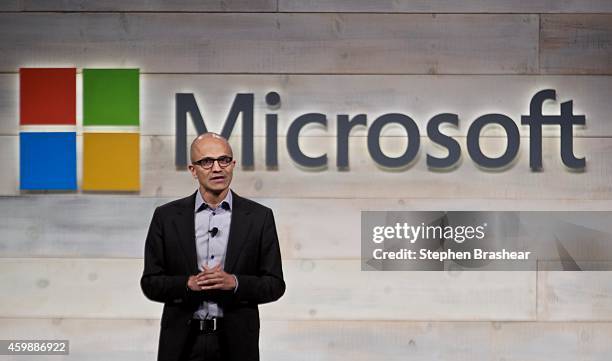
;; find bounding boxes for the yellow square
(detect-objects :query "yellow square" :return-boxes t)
[83,133,140,191]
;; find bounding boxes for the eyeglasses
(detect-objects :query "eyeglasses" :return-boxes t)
[192,156,233,169]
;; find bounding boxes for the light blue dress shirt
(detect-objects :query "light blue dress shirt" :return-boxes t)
[193,189,234,319]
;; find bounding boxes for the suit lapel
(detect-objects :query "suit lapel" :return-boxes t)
[173,192,199,274]
[224,190,251,273]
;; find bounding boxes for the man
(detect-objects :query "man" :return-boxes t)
[141,133,285,361]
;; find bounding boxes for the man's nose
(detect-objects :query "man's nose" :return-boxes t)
[211,160,223,171]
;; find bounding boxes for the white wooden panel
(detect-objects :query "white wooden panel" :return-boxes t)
[538,270,612,321]
[3,0,612,13]
[0,258,535,320]
[1,135,610,199]
[136,74,612,138]
[0,13,538,74]
[0,195,160,258]
[279,0,612,14]
[0,1,19,11]
[2,196,612,259]
[0,74,17,136]
[0,134,18,195]
[142,136,612,200]
[7,0,277,12]
[0,318,158,361]
[2,74,610,137]
[262,320,612,361]
[0,258,163,319]
[541,15,612,74]
[271,261,535,321]
[1,318,611,361]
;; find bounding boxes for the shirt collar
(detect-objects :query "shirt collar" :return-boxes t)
[195,188,233,213]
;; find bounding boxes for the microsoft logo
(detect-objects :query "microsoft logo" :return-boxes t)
[19,68,140,191]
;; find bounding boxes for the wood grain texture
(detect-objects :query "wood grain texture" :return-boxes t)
[2,135,609,199]
[1,196,612,259]
[0,1,19,11]
[538,270,612,321]
[0,195,160,258]
[4,0,612,14]
[0,258,536,320]
[139,136,612,200]
[0,258,163,319]
[2,74,609,137]
[1,318,612,361]
[541,15,612,74]
[0,135,18,195]
[0,318,158,361]
[2,0,277,12]
[0,13,538,74]
[0,4,609,358]
[279,0,612,14]
[262,320,612,361]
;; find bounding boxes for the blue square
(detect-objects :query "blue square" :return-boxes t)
[20,132,77,190]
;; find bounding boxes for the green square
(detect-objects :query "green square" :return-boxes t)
[83,69,139,126]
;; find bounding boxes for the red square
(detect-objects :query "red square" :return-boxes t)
[20,68,76,125]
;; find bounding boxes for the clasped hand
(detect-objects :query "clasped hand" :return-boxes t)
[187,264,236,291]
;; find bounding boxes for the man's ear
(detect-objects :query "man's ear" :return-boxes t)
[188,165,197,179]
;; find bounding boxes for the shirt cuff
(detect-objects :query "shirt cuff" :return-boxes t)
[232,274,239,293]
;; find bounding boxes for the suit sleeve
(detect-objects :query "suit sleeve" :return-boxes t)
[140,207,190,304]
[234,208,286,304]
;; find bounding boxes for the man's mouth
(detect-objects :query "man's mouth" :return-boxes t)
[210,176,225,183]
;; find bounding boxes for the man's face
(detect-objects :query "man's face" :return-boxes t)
[188,138,236,194]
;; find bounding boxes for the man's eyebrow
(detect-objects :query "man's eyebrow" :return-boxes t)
[198,155,231,159]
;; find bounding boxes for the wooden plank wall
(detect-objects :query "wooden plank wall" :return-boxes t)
[1,2,612,360]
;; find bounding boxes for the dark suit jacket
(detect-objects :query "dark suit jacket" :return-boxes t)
[141,190,285,361]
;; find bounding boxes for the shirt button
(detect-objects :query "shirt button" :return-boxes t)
[212,212,216,216]
[211,255,215,259]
